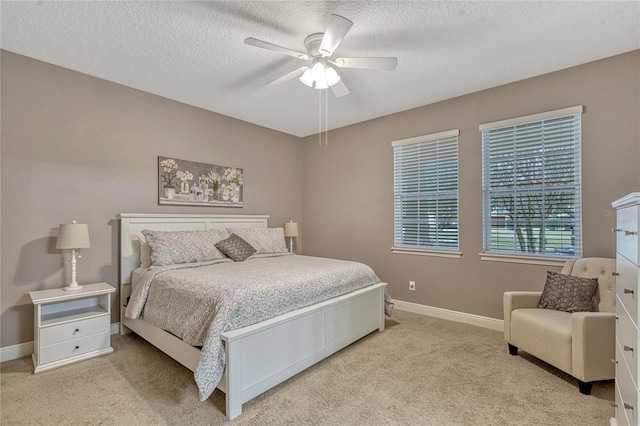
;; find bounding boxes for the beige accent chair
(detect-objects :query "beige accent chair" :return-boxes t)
[503,258,616,395]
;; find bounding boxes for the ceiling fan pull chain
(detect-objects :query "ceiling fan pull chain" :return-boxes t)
[325,89,329,146]
[319,89,322,146]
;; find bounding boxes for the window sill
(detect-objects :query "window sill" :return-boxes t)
[479,252,576,267]
[391,247,462,259]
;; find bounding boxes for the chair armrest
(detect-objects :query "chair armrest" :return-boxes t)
[503,291,542,342]
[571,312,616,382]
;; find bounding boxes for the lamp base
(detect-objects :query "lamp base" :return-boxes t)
[65,250,83,291]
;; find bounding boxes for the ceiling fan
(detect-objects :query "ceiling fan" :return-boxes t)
[244,14,398,97]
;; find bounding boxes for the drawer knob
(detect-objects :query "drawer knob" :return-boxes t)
[73,328,80,335]
[624,288,634,295]
[612,272,620,276]
[73,345,80,351]
[613,228,622,233]
[625,230,638,236]
[624,402,634,410]
[611,358,618,364]
[623,345,634,352]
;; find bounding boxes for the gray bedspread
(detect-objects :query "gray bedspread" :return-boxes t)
[125,254,392,401]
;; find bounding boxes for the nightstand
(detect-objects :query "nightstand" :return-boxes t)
[29,282,115,373]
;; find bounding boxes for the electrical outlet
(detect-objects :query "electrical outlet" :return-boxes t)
[409,280,416,291]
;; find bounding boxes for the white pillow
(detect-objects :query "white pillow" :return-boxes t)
[226,227,288,255]
[137,235,152,269]
[141,229,226,266]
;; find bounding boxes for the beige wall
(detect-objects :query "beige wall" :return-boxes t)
[301,51,640,320]
[2,49,638,349]
[0,51,302,347]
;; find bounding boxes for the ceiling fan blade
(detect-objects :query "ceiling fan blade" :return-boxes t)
[267,66,309,86]
[334,57,398,70]
[245,37,309,60]
[330,79,350,98]
[319,14,353,57]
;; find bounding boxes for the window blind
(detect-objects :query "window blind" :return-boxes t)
[393,130,459,250]
[481,107,582,257]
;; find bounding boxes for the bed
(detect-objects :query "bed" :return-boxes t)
[118,213,389,420]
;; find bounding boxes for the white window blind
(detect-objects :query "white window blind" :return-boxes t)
[481,106,583,258]
[393,130,459,251]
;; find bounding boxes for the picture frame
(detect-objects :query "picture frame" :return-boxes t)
[158,156,243,207]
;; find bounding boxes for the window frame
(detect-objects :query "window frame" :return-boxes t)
[479,106,583,265]
[391,129,461,258]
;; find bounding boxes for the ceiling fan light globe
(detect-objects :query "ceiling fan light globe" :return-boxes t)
[325,67,341,86]
[315,79,328,90]
[311,61,325,82]
[300,69,314,87]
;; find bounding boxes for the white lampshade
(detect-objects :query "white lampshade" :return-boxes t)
[284,221,299,237]
[56,222,90,249]
[311,62,325,82]
[300,68,314,87]
[311,61,329,89]
[314,78,328,90]
[325,66,341,86]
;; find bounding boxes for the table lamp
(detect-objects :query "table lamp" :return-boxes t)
[284,220,299,253]
[56,220,90,291]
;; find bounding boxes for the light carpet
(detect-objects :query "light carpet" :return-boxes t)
[1,310,614,425]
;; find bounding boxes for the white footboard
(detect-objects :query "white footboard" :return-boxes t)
[222,282,386,419]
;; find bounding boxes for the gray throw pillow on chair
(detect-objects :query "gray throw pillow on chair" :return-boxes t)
[538,271,598,313]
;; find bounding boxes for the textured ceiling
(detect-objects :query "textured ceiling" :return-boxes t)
[2,1,639,137]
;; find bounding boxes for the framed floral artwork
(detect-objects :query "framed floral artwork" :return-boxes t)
[158,156,243,207]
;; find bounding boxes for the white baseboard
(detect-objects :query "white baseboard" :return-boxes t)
[0,341,34,363]
[393,300,504,332]
[1,322,121,363]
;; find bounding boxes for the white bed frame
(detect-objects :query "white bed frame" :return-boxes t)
[118,213,386,420]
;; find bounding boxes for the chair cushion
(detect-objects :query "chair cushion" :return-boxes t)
[511,308,573,374]
[538,271,598,313]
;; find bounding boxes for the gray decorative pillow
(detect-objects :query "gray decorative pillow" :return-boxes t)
[141,229,225,266]
[215,234,256,262]
[538,271,598,313]
[226,227,288,255]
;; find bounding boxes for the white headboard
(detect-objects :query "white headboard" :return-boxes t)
[118,213,269,285]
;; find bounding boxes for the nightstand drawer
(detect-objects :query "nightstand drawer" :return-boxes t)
[617,252,638,326]
[39,332,110,365]
[40,315,109,346]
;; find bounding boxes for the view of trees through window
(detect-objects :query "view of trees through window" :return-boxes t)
[483,114,581,257]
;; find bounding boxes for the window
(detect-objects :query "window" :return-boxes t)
[480,106,583,259]
[392,129,460,256]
